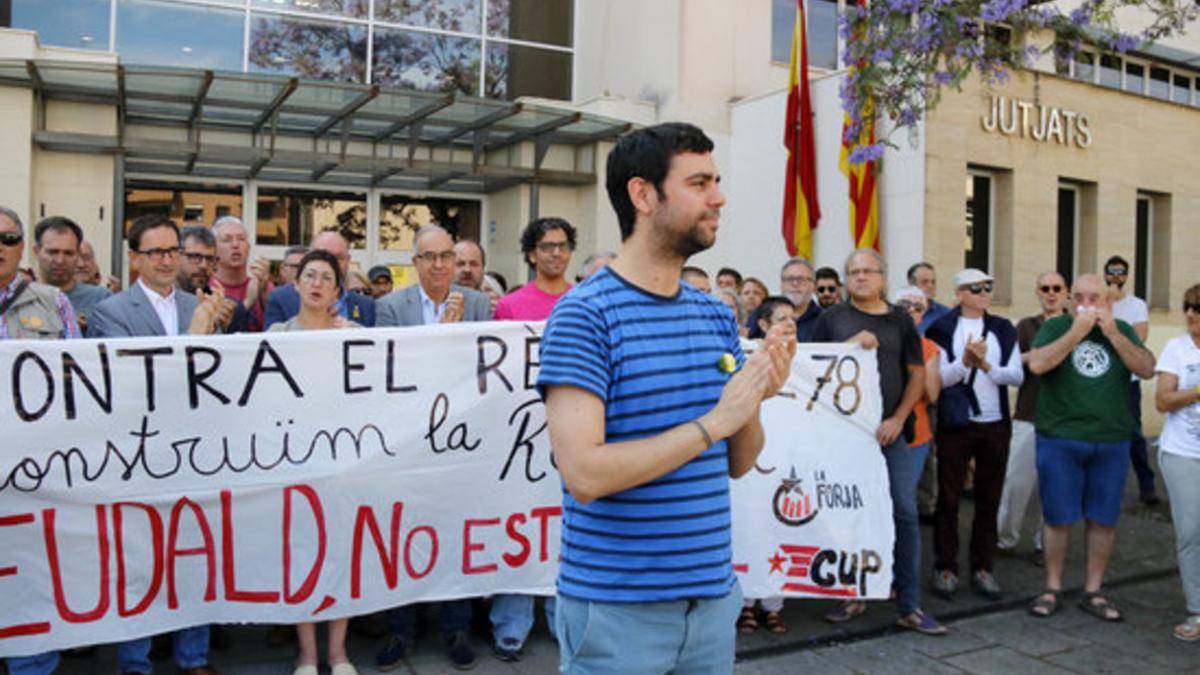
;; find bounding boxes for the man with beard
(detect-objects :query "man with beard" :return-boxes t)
[177,225,247,333]
[32,216,109,334]
[815,266,842,308]
[493,218,576,321]
[746,257,821,341]
[538,122,794,672]
[1104,254,1158,504]
[453,238,486,290]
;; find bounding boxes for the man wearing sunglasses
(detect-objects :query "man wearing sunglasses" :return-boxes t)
[1104,255,1158,505]
[815,266,842,308]
[926,269,1023,602]
[997,272,1068,566]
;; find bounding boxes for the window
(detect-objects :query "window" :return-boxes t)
[376,0,482,33]
[1099,54,1122,89]
[372,27,481,95]
[486,42,571,100]
[965,173,992,273]
[116,0,244,71]
[1125,62,1145,94]
[252,0,368,20]
[488,0,573,48]
[1134,196,1151,301]
[379,195,481,252]
[1149,66,1171,100]
[771,0,838,70]
[124,183,244,234]
[248,13,368,82]
[11,0,110,51]
[1174,74,1192,104]
[1056,185,1079,282]
[255,188,367,249]
[1073,51,1095,83]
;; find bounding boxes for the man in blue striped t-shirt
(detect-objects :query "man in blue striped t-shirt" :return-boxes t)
[538,122,795,674]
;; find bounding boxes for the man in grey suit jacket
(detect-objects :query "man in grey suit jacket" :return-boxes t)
[375,225,491,328]
[84,215,220,675]
[90,216,221,339]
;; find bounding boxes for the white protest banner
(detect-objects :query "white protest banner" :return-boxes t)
[732,342,895,601]
[0,326,892,657]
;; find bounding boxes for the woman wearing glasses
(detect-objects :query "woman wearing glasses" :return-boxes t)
[1154,284,1200,641]
[268,249,359,675]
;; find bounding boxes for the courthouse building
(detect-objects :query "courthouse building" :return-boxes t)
[1,0,1197,336]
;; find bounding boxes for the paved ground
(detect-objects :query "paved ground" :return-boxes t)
[45,454,1195,674]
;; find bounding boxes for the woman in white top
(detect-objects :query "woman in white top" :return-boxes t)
[1154,283,1200,642]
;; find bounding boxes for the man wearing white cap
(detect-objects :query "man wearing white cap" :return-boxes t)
[926,268,1023,601]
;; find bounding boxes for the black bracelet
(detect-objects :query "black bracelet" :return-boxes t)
[692,420,714,448]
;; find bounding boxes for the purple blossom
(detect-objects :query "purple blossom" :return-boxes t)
[1110,34,1139,53]
[848,143,886,165]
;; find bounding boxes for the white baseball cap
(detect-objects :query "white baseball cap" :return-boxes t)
[953,268,994,288]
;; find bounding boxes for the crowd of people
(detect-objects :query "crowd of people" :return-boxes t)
[2,119,1198,675]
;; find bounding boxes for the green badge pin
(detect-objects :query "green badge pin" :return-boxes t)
[717,353,736,374]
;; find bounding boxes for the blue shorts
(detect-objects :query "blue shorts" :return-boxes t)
[555,583,742,674]
[1036,434,1130,527]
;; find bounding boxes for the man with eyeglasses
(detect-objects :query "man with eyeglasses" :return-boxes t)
[747,257,822,341]
[31,215,110,335]
[1104,254,1159,505]
[493,218,576,323]
[815,266,842,308]
[996,272,1068,566]
[813,248,945,635]
[280,245,309,286]
[926,269,1023,602]
[177,225,248,333]
[264,229,375,329]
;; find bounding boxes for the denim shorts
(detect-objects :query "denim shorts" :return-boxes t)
[1036,434,1130,527]
[555,583,742,674]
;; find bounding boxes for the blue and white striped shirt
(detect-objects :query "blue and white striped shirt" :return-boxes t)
[538,266,744,602]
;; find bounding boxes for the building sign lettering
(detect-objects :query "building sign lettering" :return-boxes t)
[981,95,1092,148]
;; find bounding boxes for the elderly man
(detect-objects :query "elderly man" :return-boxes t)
[211,215,270,331]
[747,257,821,341]
[76,239,121,292]
[576,250,616,281]
[814,248,945,635]
[1,207,81,675]
[32,216,110,335]
[909,262,951,333]
[374,224,488,670]
[453,238,486,290]
[997,272,1069,564]
[927,269,1023,601]
[264,229,375,328]
[280,244,309,286]
[1027,273,1155,622]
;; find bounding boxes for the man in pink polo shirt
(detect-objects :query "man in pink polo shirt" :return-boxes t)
[493,217,576,322]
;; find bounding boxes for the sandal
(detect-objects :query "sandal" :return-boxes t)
[1174,615,1200,642]
[763,610,788,634]
[824,600,867,623]
[737,607,759,633]
[1078,591,1123,622]
[1028,590,1061,618]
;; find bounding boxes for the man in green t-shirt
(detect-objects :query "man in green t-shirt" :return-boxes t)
[1026,273,1155,622]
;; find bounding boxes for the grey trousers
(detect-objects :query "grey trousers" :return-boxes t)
[1161,449,1200,614]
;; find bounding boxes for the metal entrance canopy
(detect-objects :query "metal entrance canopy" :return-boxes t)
[0,59,632,193]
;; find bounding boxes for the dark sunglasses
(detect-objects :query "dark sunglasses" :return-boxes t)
[0,231,23,247]
[1040,284,1064,293]
[1105,266,1128,277]
[816,285,839,293]
[1184,302,1200,314]
[966,282,994,295]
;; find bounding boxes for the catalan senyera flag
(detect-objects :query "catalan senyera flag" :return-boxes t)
[839,0,879,251]
[781,0,821,259]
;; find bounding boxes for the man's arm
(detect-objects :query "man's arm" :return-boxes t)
[878,363,924,445]
[1133,320,1149,343]
[1029,314,1093,375]
[1099,312,1155,379]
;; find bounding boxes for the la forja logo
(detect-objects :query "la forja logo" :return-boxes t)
[773,468,865,527]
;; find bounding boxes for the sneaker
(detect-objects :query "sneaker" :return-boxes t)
[374,635,409,672]
[971,570,1003,600]
[824,600,867,623]
[491,637,523,662]
[446,633,477,670]
[932,570,958,599]
[897,610,947,636]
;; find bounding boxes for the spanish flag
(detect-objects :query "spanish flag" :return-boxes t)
[839,0,879,251]
[781,0,821,259]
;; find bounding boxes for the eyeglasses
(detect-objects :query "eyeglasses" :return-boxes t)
[781,275,814,285]
[1184,302,1200,314]
[135,247,180,261]
[1105,267,1128,277]
[349,287,370,295]
[965,282,994,294]
[896,299,926,312]
[816,285,838,294]
[181,251,217,265]
[536,241,572,253]
[0,231,23,247]
[846,268,883,278]
[299,270,336,286]
[282,262,301,270]
[1039,284,1064,294]
[413,251,456,264]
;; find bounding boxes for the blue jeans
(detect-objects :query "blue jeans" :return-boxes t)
[119,625,210,673]
[908,441,932,498]
[555,584,742,674]
[386,599,471,642]
[6,652,59,675]
[884,436,921,616]
[489,594,556,645]
[1129,381,1155,492]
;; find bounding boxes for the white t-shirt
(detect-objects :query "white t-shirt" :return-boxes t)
[1112,293,1148,381]
[938,315,1025,422]
[1157,334,1200,460]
